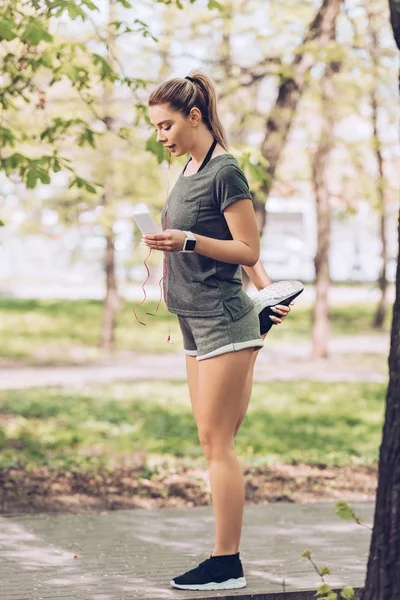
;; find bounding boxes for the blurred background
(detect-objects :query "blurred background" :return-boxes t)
[0,0,399,512]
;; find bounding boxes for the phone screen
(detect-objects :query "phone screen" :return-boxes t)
[133,212,160,235]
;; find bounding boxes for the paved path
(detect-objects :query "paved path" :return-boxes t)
[0,502,372,599]
[0,335,389,390]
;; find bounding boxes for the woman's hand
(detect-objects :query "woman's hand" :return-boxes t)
[143,229,187,252]
[269,301,294,325]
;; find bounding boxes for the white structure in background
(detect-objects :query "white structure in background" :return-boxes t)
[262,196,398,283]
[0,194,398,298]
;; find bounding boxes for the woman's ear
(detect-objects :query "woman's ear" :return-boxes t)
[189,106,202,127]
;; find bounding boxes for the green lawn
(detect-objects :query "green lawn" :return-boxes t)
[0,298,391,363]
[0,380,386,470]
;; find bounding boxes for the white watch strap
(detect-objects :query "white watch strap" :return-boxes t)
[183,231,196,241]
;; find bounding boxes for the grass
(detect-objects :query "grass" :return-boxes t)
[0,380,386,470]
[0,298,391,363]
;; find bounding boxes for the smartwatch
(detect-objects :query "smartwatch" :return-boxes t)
[181,231,197,253]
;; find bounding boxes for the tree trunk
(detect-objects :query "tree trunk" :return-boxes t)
[311,60,338,359]
[361,212,400,599]
[101,228,120,351]
[100,0,121,352]
[367,5,389,329]
[218,0,256,293]
[360,3,400,597]
[260,0,342,199]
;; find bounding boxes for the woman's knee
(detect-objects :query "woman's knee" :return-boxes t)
[198,429,235,458]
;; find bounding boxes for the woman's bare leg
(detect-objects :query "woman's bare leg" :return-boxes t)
[234,332,268,437]
[196,348,254,556]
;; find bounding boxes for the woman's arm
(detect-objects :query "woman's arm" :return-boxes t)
[193,198,260,267]
[242,260,272,291]
[144,199,259,267]
[243,260,294,328]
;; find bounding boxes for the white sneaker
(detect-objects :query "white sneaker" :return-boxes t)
[250,280,304,314]
[249,281,304,335]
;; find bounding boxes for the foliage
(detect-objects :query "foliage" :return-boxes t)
[0,0,218,196]
[0,379,385,469]
[302,500,373,599]
[0,298,392,361]
[301,549,355,599]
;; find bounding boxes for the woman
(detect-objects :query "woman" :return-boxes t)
[145,71,293,591]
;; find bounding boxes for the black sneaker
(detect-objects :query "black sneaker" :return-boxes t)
[170,552,247,591]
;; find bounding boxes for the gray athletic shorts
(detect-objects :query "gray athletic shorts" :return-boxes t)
[177,304,264,361]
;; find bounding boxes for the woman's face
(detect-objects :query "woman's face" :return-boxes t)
[148,103,196,157]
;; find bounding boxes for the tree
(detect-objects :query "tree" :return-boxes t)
[0,0,215,350]
[366,4,391,329]
[99,0,121,352]
[260,0,342,198]
[360,1,400,596]
[311,56,340,359]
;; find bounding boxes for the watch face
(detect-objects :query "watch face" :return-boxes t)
[185,239,196,251]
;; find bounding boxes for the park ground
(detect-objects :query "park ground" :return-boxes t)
[0,295,391,515]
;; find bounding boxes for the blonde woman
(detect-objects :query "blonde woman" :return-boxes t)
[145,71,293,591]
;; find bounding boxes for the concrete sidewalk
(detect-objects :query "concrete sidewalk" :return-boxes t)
[0,334,389,390]
[0,502,372,599]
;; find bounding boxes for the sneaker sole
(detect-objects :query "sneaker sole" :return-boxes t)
[265,287,304,309]
[170,576,247,590]
[251,281,304,313]
[258,288,304,335]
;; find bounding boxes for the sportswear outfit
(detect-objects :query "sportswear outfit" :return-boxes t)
[161,151,264,360]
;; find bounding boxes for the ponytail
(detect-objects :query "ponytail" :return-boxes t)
[148,70,228,151]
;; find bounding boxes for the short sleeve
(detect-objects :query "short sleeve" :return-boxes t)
[213,163,252,214]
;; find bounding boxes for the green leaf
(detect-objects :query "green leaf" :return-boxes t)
[78,128,96,148]
[81,0,99,10]
[116,0,132,7]
[0,126,15,148]
[335,501,357,521]
[0,19,17,41]
[92,54,115,80]
[208,0,224,9]
[68,176,97,194]
[25,164,51,189]
[26,166,39,189]
[316,583,332,596]
[341,587,355,599]
[248,161,266,183]
[319,565,332,576]
[84,180,97,193]
[3,153,26,171]
[145,131,169,164]
[67,3,87,20]
[0,219,5,226]
[301,550,312,558]
[38,169,51,184]
[40,48,54,68]
[22,21,53,45]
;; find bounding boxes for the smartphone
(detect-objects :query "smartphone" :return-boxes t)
[133,211,161,235]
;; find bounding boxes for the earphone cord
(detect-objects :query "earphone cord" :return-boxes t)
[132,154,173,344]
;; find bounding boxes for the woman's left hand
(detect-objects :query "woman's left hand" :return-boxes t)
[143,229,187,252]
[269,301,294,325]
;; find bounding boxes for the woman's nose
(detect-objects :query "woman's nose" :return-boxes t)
[156,131,166,143]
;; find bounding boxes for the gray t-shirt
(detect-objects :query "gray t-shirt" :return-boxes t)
[160,153,256,321]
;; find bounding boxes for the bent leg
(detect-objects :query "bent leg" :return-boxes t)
[234,331,269,437]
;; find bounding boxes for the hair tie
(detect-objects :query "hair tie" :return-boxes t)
[185,76,194,83]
